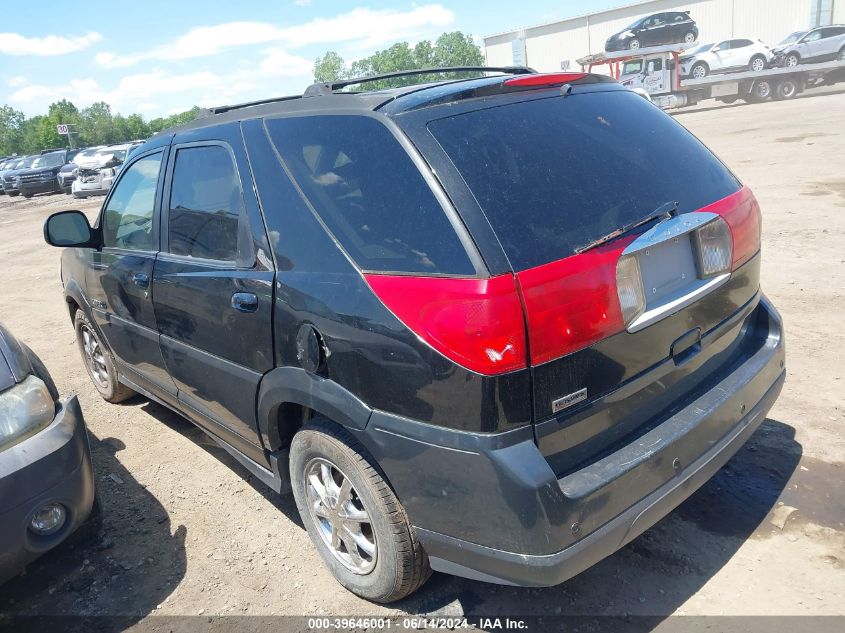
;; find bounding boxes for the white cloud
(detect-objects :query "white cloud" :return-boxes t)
[8,71,222,112]
[95,5,454,68]
[294,0,312,5]
[6,75,27,87]
[259,49,313,77]
[6,60,315,116]
[0,31,101,56]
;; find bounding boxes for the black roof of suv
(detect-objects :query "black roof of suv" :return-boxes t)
[44,67,784,603]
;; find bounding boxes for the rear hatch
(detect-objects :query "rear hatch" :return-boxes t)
[421,81,763,475]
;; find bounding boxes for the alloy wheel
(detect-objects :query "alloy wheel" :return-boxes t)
[684,32,695,43]
[305,458,377,575]
[786,55,799,68]
[81,325,110,389]
[692,65,707,79]
[751,57,765,72]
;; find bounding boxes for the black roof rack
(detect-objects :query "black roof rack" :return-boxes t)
[303,66,536,97]
[200,94,303,117]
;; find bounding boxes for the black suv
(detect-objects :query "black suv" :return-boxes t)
[17,148,80,198]
[606,11,698,51]
[44,68,785,602]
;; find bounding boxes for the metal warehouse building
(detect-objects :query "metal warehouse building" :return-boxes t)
[484,0,845,72]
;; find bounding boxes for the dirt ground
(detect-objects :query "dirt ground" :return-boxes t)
[0,91,843,627]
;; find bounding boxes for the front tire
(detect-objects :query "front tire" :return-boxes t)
[749,55,766,72]
[629,38,640,50]
[785,52,800,68]
[837,46,845,62]
[691,62,708,78]
[290,421,431,603]
[74,310,135,403]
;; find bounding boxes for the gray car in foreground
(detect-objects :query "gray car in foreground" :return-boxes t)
[0,323,95,585]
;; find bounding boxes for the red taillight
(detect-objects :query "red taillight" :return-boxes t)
[697,186,761,269]
[363,274,527,375]
[516,239,633,365]
[504,72,587,87]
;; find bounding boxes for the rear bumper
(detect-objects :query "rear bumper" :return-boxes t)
[358,295,785,587]
[0,396,95,584]
[418,371,783,586]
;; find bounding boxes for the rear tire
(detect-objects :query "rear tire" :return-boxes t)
[747,79,773,102]
[749,55,766,72]
[774,78,799,100]
[290,420,431,603]
[629,38,640,50]
[22,193,33,198]
[683,31,696,44]
[837,46,845,62]
[74,310,135,403]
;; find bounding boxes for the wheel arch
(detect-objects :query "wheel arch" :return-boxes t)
[257,366,373,453]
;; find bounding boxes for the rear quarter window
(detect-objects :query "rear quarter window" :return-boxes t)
[428,89,741,271]
[265,115,475,275]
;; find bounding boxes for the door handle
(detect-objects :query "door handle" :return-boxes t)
[231,292,259,313]
[132,272,150,288]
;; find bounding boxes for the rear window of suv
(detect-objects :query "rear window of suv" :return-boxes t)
[428,90,740,271]
[265,115,475,275]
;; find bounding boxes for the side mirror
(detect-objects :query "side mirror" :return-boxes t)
[44,210,96,247]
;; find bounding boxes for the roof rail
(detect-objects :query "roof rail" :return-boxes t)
[303,66,536,97]
[200,94,303,117]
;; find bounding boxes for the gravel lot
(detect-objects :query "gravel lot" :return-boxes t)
[0,93,843,627]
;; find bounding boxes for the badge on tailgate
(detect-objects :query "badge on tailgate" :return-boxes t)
[552,387,588,413]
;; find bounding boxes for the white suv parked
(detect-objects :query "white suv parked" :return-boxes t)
[680,38,773,78]
[772,25,845,67]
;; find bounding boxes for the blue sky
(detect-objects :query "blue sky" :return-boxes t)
[1,1,622,118]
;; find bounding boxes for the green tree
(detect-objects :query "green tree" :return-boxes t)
[312,31,486,90]
[0,105,25,155]
[80,101,114,145]
[314,51,346,83]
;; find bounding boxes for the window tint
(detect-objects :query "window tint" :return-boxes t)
[716,41,732,50]
[102,152,162,250]
[265,115,475,275]
[167,145,244,262]
[429,90,741,271]
[735,39,753,47]
[804,30,823,41]
[671,13,686,22]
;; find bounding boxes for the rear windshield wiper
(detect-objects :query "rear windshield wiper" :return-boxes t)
[575,201,678,254]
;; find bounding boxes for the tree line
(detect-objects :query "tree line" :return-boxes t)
[1,31,484,156]
[0,100,200,157]
[314,31,485,90]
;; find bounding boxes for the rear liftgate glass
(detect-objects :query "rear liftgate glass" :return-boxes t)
[428,87,762,443]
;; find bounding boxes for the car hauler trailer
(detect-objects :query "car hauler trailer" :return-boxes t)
[578,43,845,109]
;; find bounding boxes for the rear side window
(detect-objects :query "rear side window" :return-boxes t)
[265,115,474,275]
[429,90,740,271]
[168,145,244,262]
